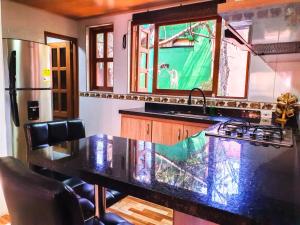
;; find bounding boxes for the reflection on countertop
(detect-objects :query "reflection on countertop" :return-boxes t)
[28,129,300,225]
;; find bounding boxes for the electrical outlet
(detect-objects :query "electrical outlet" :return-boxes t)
[261,110,273,119]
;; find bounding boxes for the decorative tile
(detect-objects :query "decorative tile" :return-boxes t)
[238,102,248,108]
[250,102,261,109]
[227,101,237,107]
[79,92,281,111]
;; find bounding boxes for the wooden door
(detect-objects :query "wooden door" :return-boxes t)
[50,42,72,118]
[152,121,184,145]
[121,116,152,141]
[183,123,210,139]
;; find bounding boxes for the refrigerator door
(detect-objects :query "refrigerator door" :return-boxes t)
[3,39,52,89]
[5,89,53,162]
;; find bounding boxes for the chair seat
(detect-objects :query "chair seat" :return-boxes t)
[34,167,127,209]
[85,213,133,225]
[72,183,127,207]
[78,197,95,220]
[32,166,71,182]
[63,177,86,188]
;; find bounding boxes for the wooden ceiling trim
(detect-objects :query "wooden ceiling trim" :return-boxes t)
[11,0,212,19]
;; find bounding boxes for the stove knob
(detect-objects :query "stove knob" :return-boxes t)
[263,132,271,141]
[237,132,244,138]
[250,133,256,139]
[225,130,232,136]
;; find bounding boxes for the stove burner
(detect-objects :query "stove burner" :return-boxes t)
[206,120,293,148]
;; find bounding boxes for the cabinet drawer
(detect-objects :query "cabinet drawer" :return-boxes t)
[121,116,152,141]
[152,121,184,145]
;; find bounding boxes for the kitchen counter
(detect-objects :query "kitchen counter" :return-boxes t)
[119,102,262,124]
[28,125,300,225]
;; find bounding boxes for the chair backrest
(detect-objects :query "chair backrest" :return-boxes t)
[24,119,86,150]
[0,157,84,225]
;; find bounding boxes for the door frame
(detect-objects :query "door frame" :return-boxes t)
[44,31,79,118]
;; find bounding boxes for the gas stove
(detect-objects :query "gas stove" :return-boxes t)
[205,120,293,147]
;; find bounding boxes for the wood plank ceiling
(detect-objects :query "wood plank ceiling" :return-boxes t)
[11,0,207,19]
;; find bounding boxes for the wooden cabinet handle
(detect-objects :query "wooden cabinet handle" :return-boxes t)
[178,129,181,141]
[185,130,189,139]
[146,123,150,135]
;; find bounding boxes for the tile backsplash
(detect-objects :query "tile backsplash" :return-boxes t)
[80,91,280,111]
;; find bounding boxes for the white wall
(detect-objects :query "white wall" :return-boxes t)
[0,0,8,216]
[2,0,78,42]
[78,11,300,137]
[78,12,145,136]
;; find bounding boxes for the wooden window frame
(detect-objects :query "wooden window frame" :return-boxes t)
[130,16,222,97]
[130,16,250,99]
[89,25,114,92]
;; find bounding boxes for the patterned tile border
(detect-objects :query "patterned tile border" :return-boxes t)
[79,91,285,111]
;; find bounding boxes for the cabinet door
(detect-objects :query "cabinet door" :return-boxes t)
[121,116,152,141]
[152,121,183,145]
[183,123,209,139]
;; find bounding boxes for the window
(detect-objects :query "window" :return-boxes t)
[218,25,250,98]
[130,2,250,98]
[131,17,222,96]
[89,25,114,91]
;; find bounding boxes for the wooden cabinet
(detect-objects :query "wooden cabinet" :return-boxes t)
[152,121,184,145]
[121,115,152,141]
[121,114,210,145]
[183,124,210,139]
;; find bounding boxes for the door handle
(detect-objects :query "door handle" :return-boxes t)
[146,123,150,135]
[178,129,181,141]
[185,129,189,139]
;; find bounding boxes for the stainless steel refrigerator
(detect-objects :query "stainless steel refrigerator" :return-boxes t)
[3,39,53,163]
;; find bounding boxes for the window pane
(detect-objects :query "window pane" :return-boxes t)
[61,93,67,111]
[60,48,66,67]
[96,62,104,87]
[140,30,148,48]
[139,73,146,89]
[52,48,57,67]
[107,62,113,87]
[218,26,249,97]
[156,20,216,91]
[60,70,66,89]
[97,33,104,58]
[52,71,58,89]
[107,32,113,58]
[140,53,147,69]
[135,24,154,93]
[53,93,59,111]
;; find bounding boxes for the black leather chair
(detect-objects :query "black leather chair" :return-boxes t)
[24,119,127,210]
[0,157,132,225]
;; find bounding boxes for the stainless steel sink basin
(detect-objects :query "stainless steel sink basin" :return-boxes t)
[175,113,210,120]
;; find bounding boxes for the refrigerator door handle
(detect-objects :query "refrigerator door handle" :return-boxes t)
[9,90,20,127]
[8,50,20,127]
[9,51,16,89]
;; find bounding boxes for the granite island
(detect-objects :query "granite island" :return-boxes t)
[28,124,300,225]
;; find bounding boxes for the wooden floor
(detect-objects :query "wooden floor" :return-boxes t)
[0,215,10,225]
[108,196,173,225]
[0,196,173,225]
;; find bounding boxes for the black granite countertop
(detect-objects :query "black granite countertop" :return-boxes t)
[119,103,262,124]
[28,126,300,225]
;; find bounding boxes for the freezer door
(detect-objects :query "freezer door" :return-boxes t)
[3,39,52,89]
[5,90,53,163]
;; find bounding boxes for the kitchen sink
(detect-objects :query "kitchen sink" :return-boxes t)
[175,113,211,120]
[163,111,211,120]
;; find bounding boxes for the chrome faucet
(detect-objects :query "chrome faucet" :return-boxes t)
[187,88,207,114]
